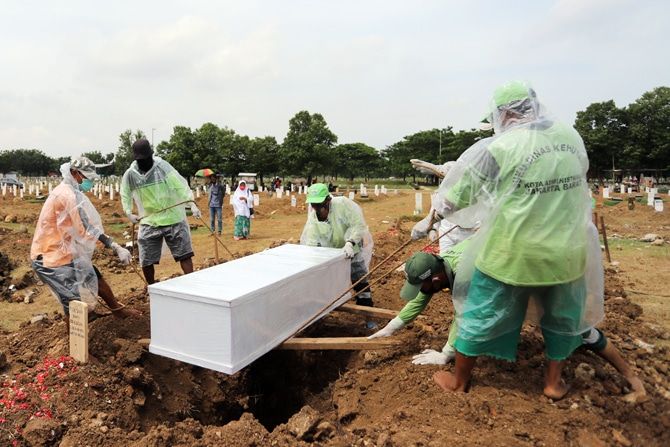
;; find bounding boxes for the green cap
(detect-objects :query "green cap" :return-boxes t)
[306,183,330,204]
[493,81,531,107]
[399,252,444,301]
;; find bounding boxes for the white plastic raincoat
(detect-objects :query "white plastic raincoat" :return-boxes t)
[300,196,374,267]
[434,82,604,341]
[30,163,106,307]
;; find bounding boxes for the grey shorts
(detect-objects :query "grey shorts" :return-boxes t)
[32,257,101,315]
[138,220,194,267]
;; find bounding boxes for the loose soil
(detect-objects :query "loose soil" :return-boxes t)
[0,189,668,446]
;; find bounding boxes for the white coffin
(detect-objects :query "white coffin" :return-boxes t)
[148,244,351,374]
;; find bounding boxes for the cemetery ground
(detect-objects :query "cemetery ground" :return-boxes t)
[0,189,669,446]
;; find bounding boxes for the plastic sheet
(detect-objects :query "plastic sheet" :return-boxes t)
[30,163,104,310]
[148,244,352,374]
[300,196,374,267]
[120,156,193,227]
[436,81,604,342]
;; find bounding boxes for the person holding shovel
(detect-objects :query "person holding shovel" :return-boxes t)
[31,157,138,330]
[121,139,200,285]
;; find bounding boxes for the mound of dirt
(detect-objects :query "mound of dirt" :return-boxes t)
[0,251,15,301]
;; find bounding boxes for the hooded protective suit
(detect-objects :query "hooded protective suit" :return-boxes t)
[434,82,604,344]
[300,196,373,267]
[30,163,107,308]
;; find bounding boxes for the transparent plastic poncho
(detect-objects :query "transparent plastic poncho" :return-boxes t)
[434,91,604,342]
[120,157,194,227]
[31,163,105,309]
[300,196,374,267]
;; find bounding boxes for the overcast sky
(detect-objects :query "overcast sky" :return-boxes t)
[0,0,668,158]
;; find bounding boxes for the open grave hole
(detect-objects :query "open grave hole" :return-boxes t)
[123,313,364,433]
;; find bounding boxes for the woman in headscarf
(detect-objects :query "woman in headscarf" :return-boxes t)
[232,180,254,240]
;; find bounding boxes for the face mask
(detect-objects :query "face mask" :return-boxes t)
[239,184,246,190]
[80,179,94,192]
[137,158,154,172]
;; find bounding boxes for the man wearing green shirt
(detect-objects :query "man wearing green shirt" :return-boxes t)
[121,139,201,285]
[431,81,600,400]
[368,240,470,363]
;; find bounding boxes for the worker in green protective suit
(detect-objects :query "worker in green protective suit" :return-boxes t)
[430,81,604,400]
[300,183,374,307]
[121,139,200,285]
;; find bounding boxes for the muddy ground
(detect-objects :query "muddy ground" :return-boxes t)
[0,188,669,446]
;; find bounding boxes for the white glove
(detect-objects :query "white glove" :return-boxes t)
[368,317,405,339]
[411,211,437,240]
[430,193,454,218]
[343,241,355,258]
[411,344,456,365]
[111,242,132,265]
[191,204,202,219]
[127,213,140,224]
[410,159,445,177]
[428,229,438,242]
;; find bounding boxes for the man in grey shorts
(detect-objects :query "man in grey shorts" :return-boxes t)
[121,139,201,284]
[137,220,194,267]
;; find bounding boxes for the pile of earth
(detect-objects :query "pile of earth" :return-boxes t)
[0,227,669,446]
[0,250,14,300]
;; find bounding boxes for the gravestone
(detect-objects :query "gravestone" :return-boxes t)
[348,191,355,200]
[69,300,89,363]
[253,194,260,206]
[291,195,297,207]
[414,193,423,215]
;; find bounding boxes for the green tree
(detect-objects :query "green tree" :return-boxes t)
[279,111,337,184]
[81,150,114,164]
[156,126,197,177]
[114,129,146,175]
[0,149,60,176]
[248,136,279,186]
[334,143,381,181]
[574,100,629,178]
[627,86,670,169]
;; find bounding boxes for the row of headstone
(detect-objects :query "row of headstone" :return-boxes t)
[602,186,664,212]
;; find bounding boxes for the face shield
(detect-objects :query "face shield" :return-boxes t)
[490,82,540,134]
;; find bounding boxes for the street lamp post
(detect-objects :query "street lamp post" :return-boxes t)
[439,129,442,159]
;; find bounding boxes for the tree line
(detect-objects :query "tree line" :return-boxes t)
[1,86,667,181]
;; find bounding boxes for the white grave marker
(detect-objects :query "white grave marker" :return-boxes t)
[654,199,664,212]
[603,187,610,199]
[277,188,283,199]
[348,191,355,200]
[414,193,423,215]
[291,195,297,207]
[69,300,89,363]
[253,194,260,207]
[647,191,654,206]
